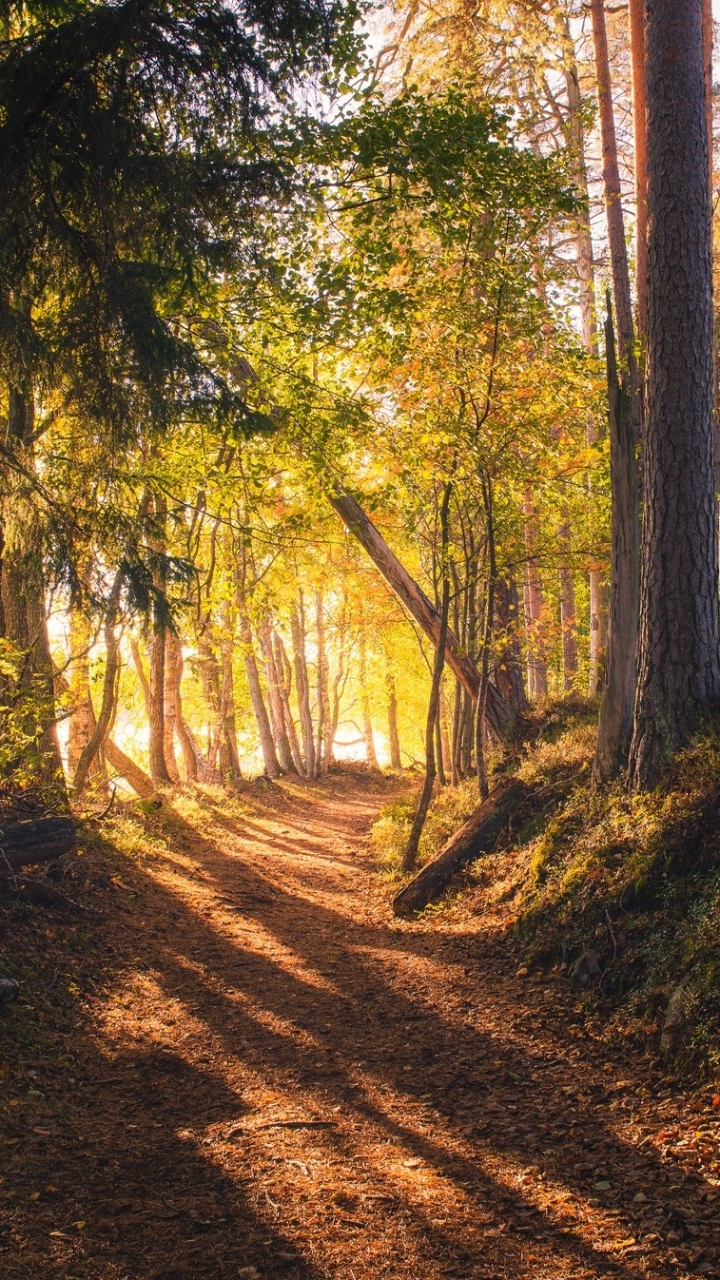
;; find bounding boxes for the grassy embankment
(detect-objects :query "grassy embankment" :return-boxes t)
[372,701,720,1075]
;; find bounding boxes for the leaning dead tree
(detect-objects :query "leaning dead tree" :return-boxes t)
[327,488,522,743]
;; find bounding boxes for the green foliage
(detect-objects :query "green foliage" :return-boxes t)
[0,639,66,813]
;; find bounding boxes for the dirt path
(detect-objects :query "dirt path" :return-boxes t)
[1,773,719,1280]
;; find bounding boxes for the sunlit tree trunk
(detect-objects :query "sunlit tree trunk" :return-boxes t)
[629,0,720,789]
[385,660,402,769]
[359,627,379,768]
[273,629,304,774]
[522,492,548,701]
[315,589,330,775]
[168,634,199,782]
[236,586,279,779]
[290,594,315,777]
[628,0,648,341]
[558,515,579,691]
[259,615,296,774]
[163,632,181,785]
[591,0,641,778]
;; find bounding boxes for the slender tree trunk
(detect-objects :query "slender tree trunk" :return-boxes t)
[236,588,280,779]
[594,304,640,778]
[385,661,402,769]
[315,589,330,775]
[219,628,242,785]
[67,610,105,787]
[273,630,304,774]
[591,0,642,777]
[628,0,648,341]
[290,595,315,777]
[558,515,579,692]
[163,632,181,785]
[629,0,720,789]
[402,483,452,873]
[170,637,199,782]
[325,600,349,772]
[359,627,379,768]
[522,493,549,701]
[72,580,122,796]
[259,615,296,774]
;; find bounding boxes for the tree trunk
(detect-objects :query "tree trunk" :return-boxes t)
[315,589,331,774]
[259,616,296,774]
[493,577,528,714]
[328,488,519,742]
[163,632,181,785]
[219,625,242,785]
[167,633,199,782]
[629,0,720,789]
[273,630,304,774]
[591,0,642,777]
[558,514,579,692]
[628,0,648,341]
[594,305,640,780]
[385,662,402,769]
[237,596,280,779]
[402,482,451,873]
[72,579,122,796]
[522,492,549,701]
[359,628,379,769]
[290,595,315,777]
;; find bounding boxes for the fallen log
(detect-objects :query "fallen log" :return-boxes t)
[392,778,532,916]
[0,818,76,871]
[328,488,520,743]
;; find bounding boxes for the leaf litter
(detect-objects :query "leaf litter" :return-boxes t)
[0,770,718,1279]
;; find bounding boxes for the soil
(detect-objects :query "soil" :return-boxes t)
[1,770,719,1280]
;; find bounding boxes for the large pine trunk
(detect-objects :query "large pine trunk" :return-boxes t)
[629,0,720,788]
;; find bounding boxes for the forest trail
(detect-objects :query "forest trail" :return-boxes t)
[2,773,718,1280]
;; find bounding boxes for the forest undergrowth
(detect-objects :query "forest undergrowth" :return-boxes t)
[374,704,720,1079]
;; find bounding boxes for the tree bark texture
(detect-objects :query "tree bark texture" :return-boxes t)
[259,616,296,774]
[629,0,720,789]
[328,488,518,742]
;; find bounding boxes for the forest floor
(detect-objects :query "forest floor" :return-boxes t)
[1,769,720,1280]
